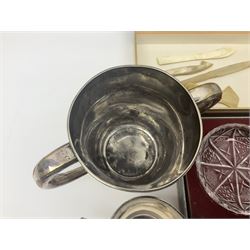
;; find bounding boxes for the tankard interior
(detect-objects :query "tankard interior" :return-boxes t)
[68,66,202,191]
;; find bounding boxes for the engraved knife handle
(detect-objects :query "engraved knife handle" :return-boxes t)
[189,83,222,113]
[33,143,87,189]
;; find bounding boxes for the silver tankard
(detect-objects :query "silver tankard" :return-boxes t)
[33,66,221,191]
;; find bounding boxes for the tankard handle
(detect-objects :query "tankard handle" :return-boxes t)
[33,143,87,189]
[188,82,222,113]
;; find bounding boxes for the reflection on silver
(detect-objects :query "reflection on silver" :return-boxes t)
[112,196,183,219]
[33,143,87,189]
[79,87,185,187]
[103,124,158,180]
[33,66,222,191]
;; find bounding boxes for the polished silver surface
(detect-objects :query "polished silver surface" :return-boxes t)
[33,144,87,188]
[112,196,183,219]
[189,82,222,113]
[177,177,188,218]
[33,65,222,191]
[103,124,158,180]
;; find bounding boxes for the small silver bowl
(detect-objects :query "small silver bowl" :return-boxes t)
[112,196,183,219]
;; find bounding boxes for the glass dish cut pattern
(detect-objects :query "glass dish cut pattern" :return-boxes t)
[196,123,250,215]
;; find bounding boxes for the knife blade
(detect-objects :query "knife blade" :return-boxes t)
[167,61,213,76]
[220,86,239,108]
[157,48,234,65]
[182,61,250,89]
